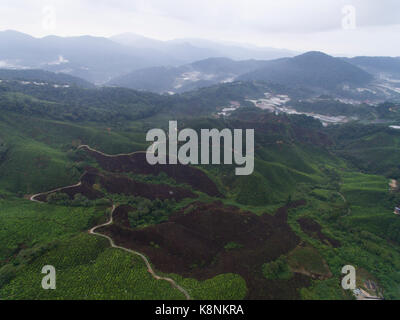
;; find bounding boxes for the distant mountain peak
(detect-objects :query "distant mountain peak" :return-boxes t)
[0,29,36,40]
[239,50,373,90]
[299,51,330,57]
[293,51,334,62]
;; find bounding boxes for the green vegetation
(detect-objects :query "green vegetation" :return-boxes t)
[300,278,350,300]
[1,233,247,300]
[0,234,185,300]
[287,168,400,299]
[0,69,95,88]
[262,256,293,280]
[170,273,247,300]
[46,193,111,208]
[288,246,329,276]
[126,198,176,228]
[1,78,400,300]
[224,242,244,250]
[0,197,107,264]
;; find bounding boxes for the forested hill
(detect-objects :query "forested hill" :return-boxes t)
[239,51,373,90]
[0,79,290,122]
[0,69,95,89]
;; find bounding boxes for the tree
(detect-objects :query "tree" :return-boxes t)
[47,192,70,205]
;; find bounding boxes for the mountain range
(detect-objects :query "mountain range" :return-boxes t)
[107,57,270,93]
[0,69,94,88]
[238,52,374,90]
[108,52,384,96]
[0,30,297,84]
[343,56,400,78]
[2,29,400,301]
[1,30,399,102]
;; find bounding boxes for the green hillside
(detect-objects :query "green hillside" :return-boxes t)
[1,80,400,300]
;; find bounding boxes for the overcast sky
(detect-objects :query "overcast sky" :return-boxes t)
[0,0,399,56]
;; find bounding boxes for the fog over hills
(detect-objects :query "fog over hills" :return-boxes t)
[238,52,374,90]
[107,57,270,93]
[0,30,298,84]
[0,30,180,84]
[111,33,298,62]
[343,56,400,78]
[1,30,399,101]
[0,69,95,88]
[109,52,376,95]
[2,1,400,302]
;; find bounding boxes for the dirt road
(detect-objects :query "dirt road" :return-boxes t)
[29,144,192,300]
[89,205,191,300]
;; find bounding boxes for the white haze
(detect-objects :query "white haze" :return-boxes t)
[0,0,399,56]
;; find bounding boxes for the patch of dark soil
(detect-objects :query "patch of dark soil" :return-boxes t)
[297,217,341,248]
[112,205,132,227]
[37,168,197,202]
[99,200,311,299]
[84,169,197,201]
[81,147,222,197]
[35,180,104,202]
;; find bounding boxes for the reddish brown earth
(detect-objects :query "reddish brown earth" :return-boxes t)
[35,180,103,202]
[81,146,223,197]
[37,168,197,202]
[86,169,197,201]
[297,217,341,248]
[98,200,312,299]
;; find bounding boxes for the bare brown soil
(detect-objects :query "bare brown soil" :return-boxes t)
[87,169,197,201]
[297,217,341,248]
[98,200,312,299]
[81,146,223,197]
[36,168,197,202]
[34,180,103,202]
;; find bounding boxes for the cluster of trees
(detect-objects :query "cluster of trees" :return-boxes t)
[0,82,165,122]
[262,256,293,280]
[127,198,176,228]
[129,172,184,188]
[0,242,55,289]
[0,69,94,88]
[375,102,400,120]
[328,123,400,178]
[0,78,311,123]
[46,193,110,207]
[290,97,392,119]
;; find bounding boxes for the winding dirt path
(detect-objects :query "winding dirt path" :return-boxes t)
[30,182,82,203]
[29,145,192,300]
[89,205,191,300]
[78,145,146,157]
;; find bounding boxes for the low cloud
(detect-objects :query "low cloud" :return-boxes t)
[0,0,399,56]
